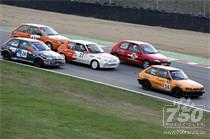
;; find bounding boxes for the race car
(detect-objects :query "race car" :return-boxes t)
[137,65,205,98]
[111,40,171,69]
[11,23,69,50]
[1,37,65,67]
[57,40,120,69]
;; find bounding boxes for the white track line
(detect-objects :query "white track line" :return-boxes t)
[1,59,209,113]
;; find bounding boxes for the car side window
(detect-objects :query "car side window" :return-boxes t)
[146,67,158,76]
[158,69,169,79]
[17,25,29,33]
[128,43,140,52]
[75,43,87,52]
[67,42,76,50]
[119,42,129,50]
[7,39,19,48]
[29,27,41,35]
[19,41,30,50]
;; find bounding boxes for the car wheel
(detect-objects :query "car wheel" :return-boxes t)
[141,80,151,90]
[2,51,11,60]
[34,58,43,68]
[172,88,182,98]
[142,60,150,69]
[45,42,53,50]
[91,60,99,70]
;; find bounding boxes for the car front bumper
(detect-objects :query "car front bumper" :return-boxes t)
[182,90,205,97]
[44,59,65,66]
[137,79,142,85]
[100,62,120,69]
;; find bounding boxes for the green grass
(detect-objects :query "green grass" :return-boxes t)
[76,0,210,17]
[0,61,209,139]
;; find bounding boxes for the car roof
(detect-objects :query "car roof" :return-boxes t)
[72,40,97,45]
[150,65,181,71]
[122,40,149,45]
[12,37,42,43]
[21,23,48,28]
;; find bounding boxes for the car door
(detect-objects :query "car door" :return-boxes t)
[116,42,130,61]
[12,25,30,38]
[127,43,141,64]
[16,40,34,62]
[28,26,42,40]
[74,43,89,64]
[145,67,160,88]
[156,69,171,92]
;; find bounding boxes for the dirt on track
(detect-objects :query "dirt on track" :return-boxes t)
[0,4,209,58]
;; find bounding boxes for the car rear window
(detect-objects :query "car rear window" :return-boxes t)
[7,39,19,47]
[120,42,129,49]
[146,67,158,76]
[17,25,28,33]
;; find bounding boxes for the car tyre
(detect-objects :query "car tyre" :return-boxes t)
[34,58,44,68]
[143,60,150,69]
[172,88,182,98]
[141,80,151,90]
[2,51,11,60]
[91,60,99,70]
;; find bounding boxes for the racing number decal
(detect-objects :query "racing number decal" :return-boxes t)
[79,53,85,58]
[164,80,170,91]
[16,50,27,58]
[130,53,137,60]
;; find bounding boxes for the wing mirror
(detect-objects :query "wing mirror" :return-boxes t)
[27,47,33,52]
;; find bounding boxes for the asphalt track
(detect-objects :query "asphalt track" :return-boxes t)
[1,31,210,111]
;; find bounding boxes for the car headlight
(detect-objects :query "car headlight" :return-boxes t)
[103,59,109,63]
[46,57,53,60]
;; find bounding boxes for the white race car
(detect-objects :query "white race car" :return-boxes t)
[58,40,120,69]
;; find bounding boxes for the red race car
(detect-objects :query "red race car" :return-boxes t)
[111,40,171,69]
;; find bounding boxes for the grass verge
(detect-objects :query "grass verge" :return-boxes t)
[0,61,209,139]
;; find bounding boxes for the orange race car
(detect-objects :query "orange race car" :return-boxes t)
[11,23,69,50]
[137,65,205,98]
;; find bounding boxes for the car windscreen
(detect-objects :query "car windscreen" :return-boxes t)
[141,43,158,54]
[40,26,58,36]
[170,70,188,80]
[32,42,50,51]
[87,44,104,53]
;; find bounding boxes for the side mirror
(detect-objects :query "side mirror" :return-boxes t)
[37,33,42,36]
[27,47,33,52]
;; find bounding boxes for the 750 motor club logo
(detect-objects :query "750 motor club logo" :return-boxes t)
[163,98,205,129]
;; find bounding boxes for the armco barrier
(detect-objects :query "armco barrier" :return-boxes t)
[1,1,209,33]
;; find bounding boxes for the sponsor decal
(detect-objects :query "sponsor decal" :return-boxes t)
[16,50,27,58]
[163,98,205,135]
[30,34,40,40]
